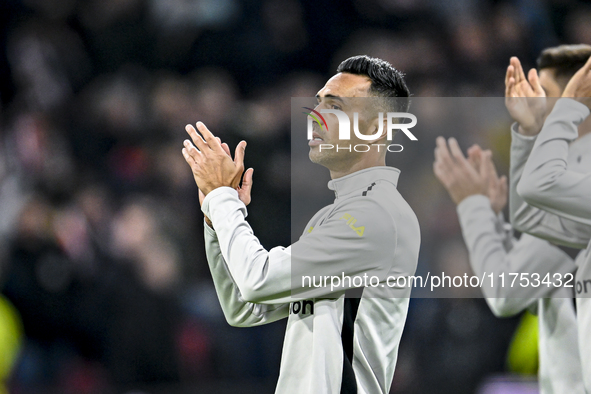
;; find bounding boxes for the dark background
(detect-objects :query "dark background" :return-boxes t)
[0,0,589,392]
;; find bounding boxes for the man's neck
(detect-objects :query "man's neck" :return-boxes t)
[329,158,386,179]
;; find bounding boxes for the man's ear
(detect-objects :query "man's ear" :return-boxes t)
[364,114,388,144]
[381,115,388,138]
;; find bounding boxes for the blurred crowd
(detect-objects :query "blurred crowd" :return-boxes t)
[0,0,590,393]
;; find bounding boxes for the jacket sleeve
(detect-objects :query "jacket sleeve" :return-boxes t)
[457,195,576,317]
[202,187,414,304]
[517,98,591,233]
[509,105,591,249]
[204,223,289,327]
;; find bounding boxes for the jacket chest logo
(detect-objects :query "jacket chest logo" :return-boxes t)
[340,213,365,237]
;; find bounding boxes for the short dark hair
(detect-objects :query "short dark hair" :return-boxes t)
[336,55,410,112]
[537,44,591,82]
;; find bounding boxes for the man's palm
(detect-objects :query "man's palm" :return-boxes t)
[505,57,546,136]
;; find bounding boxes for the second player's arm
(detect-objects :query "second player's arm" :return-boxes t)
[458,195,576,316]
[517,98,591,229]
[509,105,591,249]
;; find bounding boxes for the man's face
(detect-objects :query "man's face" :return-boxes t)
[309,72,380,168]
[539,67,565,115]
[539,68,563,97]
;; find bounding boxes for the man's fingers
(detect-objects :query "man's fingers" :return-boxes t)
[467,145,482,170]
[195,122,223,151]
[435,136,454,167]
[241,168,254,192]
[448,138,468,163]
[479,150,492,184]
[528,68,545,97]
[182,147,191,164]
[434,138,462,184]
[511,56,526,84]
[505,65,514,96]
[216,137,232,157]
[183,139,202,162]
[514,79,528,98]
[433,161,449,185]
[182,147,199,170]
[236,167,254,206]
[433,161,443,181]
[507,77,516,97]
[185,124,209,152]
[434,146,449,174]
[433,145,442,163]
[234,140,247,168]
[221,142,231,157]
[467,144,482,158]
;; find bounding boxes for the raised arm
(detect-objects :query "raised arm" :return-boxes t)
[457,195,575,316]
[204,222,289,326]
[181,127,289,326]
[434,139,575,317]
[203,169,288,326]
[506,56,591,248]
[517,55,591,224]
[509,122,591,248]
[201,186,410,304]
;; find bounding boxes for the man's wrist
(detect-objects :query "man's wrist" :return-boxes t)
[199,184,215,197]
[517,123,541,136]
[453,191,486,206]
[457,194,490,212]
[510,123,537,152]
[201,186,244,221]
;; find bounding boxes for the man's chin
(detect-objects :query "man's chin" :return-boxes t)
[308,149,319,163]
[308,149,324,165]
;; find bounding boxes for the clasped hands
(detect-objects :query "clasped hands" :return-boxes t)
[434,137,507,215]
[506,55,591,137]
[182,121,254,212]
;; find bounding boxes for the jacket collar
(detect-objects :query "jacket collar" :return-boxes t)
[327,166,400,199]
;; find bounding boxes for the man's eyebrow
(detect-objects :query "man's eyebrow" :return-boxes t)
[316,94,345,103]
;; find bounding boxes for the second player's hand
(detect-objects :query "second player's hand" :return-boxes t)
[433,137,489,205]
[505,57,547,136]
[465,145,507,214]
[482,152,507,215]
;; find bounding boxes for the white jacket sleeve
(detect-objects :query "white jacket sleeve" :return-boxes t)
[204,222,289,327]
[457,195,576,317]
[509,107,591,249]
[202,187,410,304]
[517,98,591,230]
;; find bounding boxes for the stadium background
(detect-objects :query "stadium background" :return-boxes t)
[0,0,590,393]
